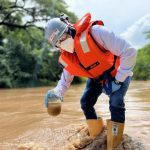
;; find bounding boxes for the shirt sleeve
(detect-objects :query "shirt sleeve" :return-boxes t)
[54,69,74,96]
[91,25,137,82]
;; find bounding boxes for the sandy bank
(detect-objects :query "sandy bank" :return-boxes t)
[0,124,146,150]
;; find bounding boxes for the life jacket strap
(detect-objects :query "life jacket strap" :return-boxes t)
[95,55,117,95]
[79,61,100,71]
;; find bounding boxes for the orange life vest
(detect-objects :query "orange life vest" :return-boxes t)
[59,13,120,78]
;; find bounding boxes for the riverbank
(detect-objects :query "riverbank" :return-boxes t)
[1,124,146,150]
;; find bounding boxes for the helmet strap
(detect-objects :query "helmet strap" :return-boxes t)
[67,27,76,39]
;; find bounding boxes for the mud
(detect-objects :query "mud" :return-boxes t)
[0,124,146,150]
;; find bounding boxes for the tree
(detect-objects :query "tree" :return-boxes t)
[133,43,150,80]
[0,0,77,88]
[0,0,77,30]
[133,31,150,80]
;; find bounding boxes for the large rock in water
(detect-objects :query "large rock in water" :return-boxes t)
[2,124,146,150]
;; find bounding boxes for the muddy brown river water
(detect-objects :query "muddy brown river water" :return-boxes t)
[0,81,150,149]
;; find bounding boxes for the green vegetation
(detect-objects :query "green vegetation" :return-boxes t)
[133,43,150,80]
[0,0,149,88]
[0,0,78,88]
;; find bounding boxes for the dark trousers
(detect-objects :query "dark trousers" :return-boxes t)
[80,76,131,123]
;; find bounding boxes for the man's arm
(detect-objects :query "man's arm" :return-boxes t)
[45,69,74,108]
[91,25,137,82]
[54,69,74,96]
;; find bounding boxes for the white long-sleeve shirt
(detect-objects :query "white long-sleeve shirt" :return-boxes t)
[54,25,137,96]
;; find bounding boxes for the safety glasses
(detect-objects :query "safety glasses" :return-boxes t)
[55,32,71,48]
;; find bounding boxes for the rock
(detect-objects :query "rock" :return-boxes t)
[63,125,146,150]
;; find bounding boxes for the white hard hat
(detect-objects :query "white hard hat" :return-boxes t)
[45,18,68,46]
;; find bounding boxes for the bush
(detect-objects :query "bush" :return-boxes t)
[133,44,150,80]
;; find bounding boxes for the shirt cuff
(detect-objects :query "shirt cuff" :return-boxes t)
[53,85,67,97]
[115,70,133,82]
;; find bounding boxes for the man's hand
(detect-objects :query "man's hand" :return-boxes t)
[102,79,122,95]
[45,89,63,108]
[111,80,122,93]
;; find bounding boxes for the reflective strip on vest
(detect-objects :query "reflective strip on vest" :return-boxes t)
[59,56,68,67]
[78,16,87,26]
[80,31,90,53]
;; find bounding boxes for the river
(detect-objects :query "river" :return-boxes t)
[0,81,150,149]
